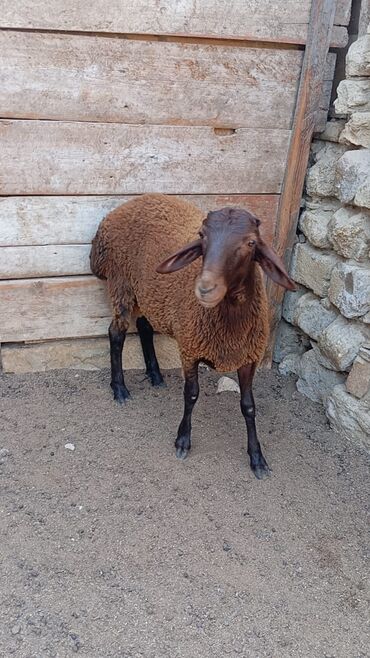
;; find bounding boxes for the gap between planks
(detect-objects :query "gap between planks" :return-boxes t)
[0,26,308,50]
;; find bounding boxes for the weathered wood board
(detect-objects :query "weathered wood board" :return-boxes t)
[0,0,344,373]
[0,277,112,343]
[0,32,303,129]
[0,0,348,46]
[1,335,181,374]
[0,195,278,279]
[265,0,338,363]
[0,121,290,195]
[0,195,278,247]
[0,245,92,279]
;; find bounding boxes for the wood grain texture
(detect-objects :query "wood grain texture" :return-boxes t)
[0,31,302,128]
[0,0,348,46]
[0,245,91,279]
[0,195,279,247]
[1,335,181,373]
[266,0,338,362]
[0,194,277,278]
[0,121,290,195]
[0,276,112,342]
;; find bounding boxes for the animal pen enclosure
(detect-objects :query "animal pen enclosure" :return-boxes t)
[0,1,352,373]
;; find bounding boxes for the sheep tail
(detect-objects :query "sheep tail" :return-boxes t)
[89,229,107,280]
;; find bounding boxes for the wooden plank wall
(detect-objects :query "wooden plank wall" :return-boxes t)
[0,1,351,373]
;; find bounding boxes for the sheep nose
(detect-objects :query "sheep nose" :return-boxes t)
[199,284,216,296]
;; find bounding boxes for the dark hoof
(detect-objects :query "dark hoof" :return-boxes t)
[250,455,270,480]
[176,447,189,460]
[111,383,131,404]
[148,372,165,388]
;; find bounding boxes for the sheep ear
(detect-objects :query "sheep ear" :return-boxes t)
[254,240,296,291]
[156,238,202,274]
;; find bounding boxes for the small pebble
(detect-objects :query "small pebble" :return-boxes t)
[65,443,75,451]
[11,624,21,635]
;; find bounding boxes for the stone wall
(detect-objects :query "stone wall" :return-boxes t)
[274,26,370,450]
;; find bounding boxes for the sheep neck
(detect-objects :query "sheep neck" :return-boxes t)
[204,261,265,326]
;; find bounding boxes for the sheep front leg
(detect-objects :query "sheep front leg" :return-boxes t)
[109,318,131,404]
[238,364,270,479]
[175,362,199,460]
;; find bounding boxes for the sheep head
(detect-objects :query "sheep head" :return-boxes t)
[156,208,296,308]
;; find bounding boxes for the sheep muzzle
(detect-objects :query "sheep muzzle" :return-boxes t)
[195,270,227,308]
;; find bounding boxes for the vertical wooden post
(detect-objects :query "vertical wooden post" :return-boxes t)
[265,0,338,364]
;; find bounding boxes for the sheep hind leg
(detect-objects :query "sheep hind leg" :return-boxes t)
[136,316,164,387]
[109,317,131,404]
[238,364,270,480]
[175,361,199,460]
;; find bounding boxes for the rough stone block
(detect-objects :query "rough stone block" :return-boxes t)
[346,345,370,398]
[282,286,308,324]
[1,334,182,373]
[328,206,370,261]
[306,143,348,198]
[294,293,339,341]
[296,350,346,403]
[340,112,370,148]
[318,316,370,370]
[278,353,301,376]
[305,198,341,213]
[329,261,370,318]
[273,319,310,363]
[335,149,370,207]
[346,34,370,77]
[354,175,370,209]
[290,243,339,297]
[310,341,341,371]
[317,120,346,142]
[299,208,332,248]
[326,385,370,451]
[335,80,370,115]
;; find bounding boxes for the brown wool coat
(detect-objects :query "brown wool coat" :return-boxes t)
[90,194,269,372]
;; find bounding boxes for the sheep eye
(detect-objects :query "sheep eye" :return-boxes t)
[248,240,256,247]
[198,231,204,239]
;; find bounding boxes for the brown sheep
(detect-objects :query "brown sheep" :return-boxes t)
[90,194,296,478]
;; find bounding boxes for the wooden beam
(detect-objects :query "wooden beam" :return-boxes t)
[0,31,302,129]
[0,195,279,247]
[266,0,338,363]
[0,0,348,47]
[0,121,290,195]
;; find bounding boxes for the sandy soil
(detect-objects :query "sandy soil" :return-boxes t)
[0,366,369,658]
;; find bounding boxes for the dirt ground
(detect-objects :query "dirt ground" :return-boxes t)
[0,366,369,658]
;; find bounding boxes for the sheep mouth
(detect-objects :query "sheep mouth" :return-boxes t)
[195,284,226,308]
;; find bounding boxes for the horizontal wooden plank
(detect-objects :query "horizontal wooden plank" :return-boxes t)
[0,195,279,247]
[0,194,277,279]
[0,276,111,342]
[0,245,91,279]
[0,32,302,129]
[0,1,347,46]
[0,121,290,194]
[1,335,181,373]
